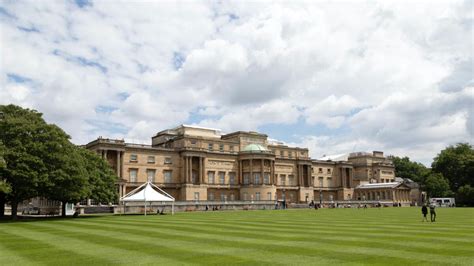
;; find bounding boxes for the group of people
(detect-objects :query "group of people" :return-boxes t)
[308,200,321,210]
[421,204,436,222]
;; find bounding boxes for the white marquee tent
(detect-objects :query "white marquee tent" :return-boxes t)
[120,181,175,215]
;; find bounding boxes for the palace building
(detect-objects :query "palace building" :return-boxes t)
[85,125,417,206]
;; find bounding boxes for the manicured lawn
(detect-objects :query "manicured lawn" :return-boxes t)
[0,207,473,265]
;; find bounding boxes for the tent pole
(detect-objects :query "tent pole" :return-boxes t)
[144,201,147,216]
[172,202,174,215]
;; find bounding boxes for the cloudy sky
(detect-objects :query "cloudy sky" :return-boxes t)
[1,0,472,165]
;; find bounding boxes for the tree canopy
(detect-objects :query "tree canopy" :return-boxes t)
[0,104,118,218]
[432,143,474,191]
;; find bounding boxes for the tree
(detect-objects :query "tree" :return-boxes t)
[42,136,90,217]
[456,185,474,207]
[432,143,474,191]
[79,148,118,205]
[424,173,451,198]
[392,156,430,184]
[0,140,11,217]
[0,105,51,219]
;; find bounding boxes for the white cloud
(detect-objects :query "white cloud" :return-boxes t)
[0,0,472,165]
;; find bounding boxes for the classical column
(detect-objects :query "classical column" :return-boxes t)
[260,159,264,185]
[116,151,121,177]
[189,157,193,183]
[239,160,243,184]
[270,160,274,185]
[341,168,345,188]
[199,157,203,184]
[249,159,253,184]
[104,149,108,161]
[202,157,206,184]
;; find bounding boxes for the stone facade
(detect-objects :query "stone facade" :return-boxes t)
[85,125,415,205]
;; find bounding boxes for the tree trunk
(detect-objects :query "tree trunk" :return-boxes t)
[0,193,5,218]
[61,201,66,217]
[11,200,18,220]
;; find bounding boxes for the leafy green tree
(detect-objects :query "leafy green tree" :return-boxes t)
[42,139,90,217]
[456,185,474,207]
[425,172,451,198]
[0,105,51,219]
[0,140,11,217]
[392,156,430,184]
[432,143,474,191]
[79,148,118,204]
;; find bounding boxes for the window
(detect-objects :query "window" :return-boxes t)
[319,177,323,187]
[243,192,248,201]
[280,175,286,186]
[164,157,172,164]
[130,154,137,162]
[267,192,272,200]
[327,169,331,174]
[219,171,225,184]
[280,150,284,157]
[147,156,155,164]
[263,173,270,184]
[208,171,215,184]
[147,169,156,182]
[288,151,292,158]
[164,170,172,183]
[229,172,236,184]
[208,193,214,201]
[327,177,333,187]
[255,192,261,201]
[243,173,249,184]
[194,192,200,201]
[208,143,213,151]
[230,145,234,152]
[254,173,260,184]
[318,168,323,173]
[220,193,226,201]
[230,193,235,201]
[129,169,137,182]
[288,175,295,186]
[219,144,224,152]
[191,139,197,145]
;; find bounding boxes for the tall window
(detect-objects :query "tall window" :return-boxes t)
[208,143,213,151]
[164,170,172,183]
[256,192,261,201]
[219,144,224,152]
[230,193,235,201]
[208,171,215,184]
[280,175,286,186]
[243,173,249,184]
[327,168,331,174]
[243,192,248,201]
[164,157,172,164]
[220,193,226,201]
[288,151,292,158]
[129,169,137,182]
[219,172,225,184]
[208,193,214,201]
[254,173,260,184]
[288,175,294,186]
[230,145,234,152]
[229,172,236,184]
[130,154,138,162]
[263,173,270,184]
[147,169,156,182]
[147,156,155,164]
[267,192,272,200]
[194,192,200,201]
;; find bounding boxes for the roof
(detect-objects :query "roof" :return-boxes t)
[318,153,349,161]
[356,182,402,189]
[121,182,175,202]
[243,144,269,152]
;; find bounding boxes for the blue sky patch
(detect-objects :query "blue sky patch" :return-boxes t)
[7,73,32,83]
[173,52,185,70]
[95,105,118,114]
[74,0,92,8]
[17,26,39,32]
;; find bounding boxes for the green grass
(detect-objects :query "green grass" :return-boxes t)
[0,208,473,265]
